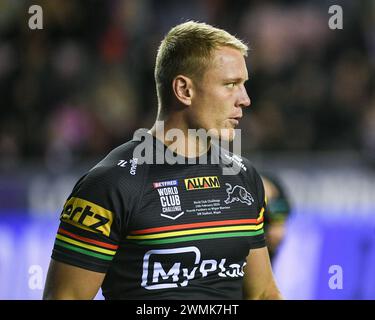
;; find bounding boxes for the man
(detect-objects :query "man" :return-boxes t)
[43,21,282,300]
[261,173,291,262]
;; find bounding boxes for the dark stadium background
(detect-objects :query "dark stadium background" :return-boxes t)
[1,0,375,299]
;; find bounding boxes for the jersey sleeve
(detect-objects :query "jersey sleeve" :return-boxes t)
[251,169,267,249]
[51,166,127,273]
[243,159,267,249]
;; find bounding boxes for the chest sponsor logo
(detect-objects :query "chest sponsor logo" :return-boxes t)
[224,183,254,206]
[141,246,246,290]
[60,197,113,236]
[153,180,183,220]
[184,176,220,191]
[153,180,178,189]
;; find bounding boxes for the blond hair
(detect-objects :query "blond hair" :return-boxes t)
[155,21,248,112]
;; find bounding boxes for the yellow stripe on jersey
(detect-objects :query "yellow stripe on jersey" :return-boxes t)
[56,234,116,256]
[127,223,264,240]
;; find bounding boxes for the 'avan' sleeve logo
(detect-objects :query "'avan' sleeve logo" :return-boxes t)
[60,197,114,237]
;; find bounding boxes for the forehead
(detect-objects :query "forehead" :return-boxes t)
[205,46,248,80]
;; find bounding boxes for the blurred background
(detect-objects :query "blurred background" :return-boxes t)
[1,0,375,299]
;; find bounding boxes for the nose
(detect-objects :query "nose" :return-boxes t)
[237,84,251,108]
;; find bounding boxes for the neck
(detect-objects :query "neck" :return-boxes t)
[148,114,211,158]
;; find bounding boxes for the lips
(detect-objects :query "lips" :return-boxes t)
[228,118,240,126]
[228,115,242,126]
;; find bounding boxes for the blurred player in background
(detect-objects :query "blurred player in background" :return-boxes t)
[261,174,291,263]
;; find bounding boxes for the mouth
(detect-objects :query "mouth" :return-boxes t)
[228,116,242,126]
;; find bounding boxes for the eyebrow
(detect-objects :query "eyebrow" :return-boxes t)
[224,77,249,83]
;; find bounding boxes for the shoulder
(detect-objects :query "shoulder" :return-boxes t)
[237,154,264,192]
[238,155,262,181]
[95,139,141,170]
[218,145,265,200]
[217,144,260,179]
[72,139,147,200]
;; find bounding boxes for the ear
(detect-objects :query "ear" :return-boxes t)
[172,75,193,106]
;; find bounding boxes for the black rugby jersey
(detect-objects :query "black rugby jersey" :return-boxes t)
[51,130,267,299]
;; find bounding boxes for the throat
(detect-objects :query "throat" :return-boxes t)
[149,120,212,158]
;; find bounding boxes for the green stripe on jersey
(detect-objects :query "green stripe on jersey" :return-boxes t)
[55,239,114,261]
[129,230,264,245]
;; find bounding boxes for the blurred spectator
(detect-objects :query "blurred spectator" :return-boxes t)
[0,0,374,168]
[361,93,375,165]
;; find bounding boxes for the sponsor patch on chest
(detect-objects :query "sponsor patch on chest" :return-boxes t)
[153,180,183,220]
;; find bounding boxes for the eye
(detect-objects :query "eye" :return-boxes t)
[225,82,236,88]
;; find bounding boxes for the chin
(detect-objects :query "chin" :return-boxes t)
[219,128,235,142]
[198,126,235,142]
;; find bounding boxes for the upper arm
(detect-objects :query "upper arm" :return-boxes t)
[242,246,283,300]
[43,259,106,300]
[45,167,126,299]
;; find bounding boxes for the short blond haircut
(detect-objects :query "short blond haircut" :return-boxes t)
[155,21,248,112]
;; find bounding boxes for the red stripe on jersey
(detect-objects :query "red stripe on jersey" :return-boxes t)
[131,217,264,235]
[58,227,119,250]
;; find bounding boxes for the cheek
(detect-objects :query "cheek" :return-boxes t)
[193,88,232,126]
[205,86,231,103]
[210,93,232,115]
